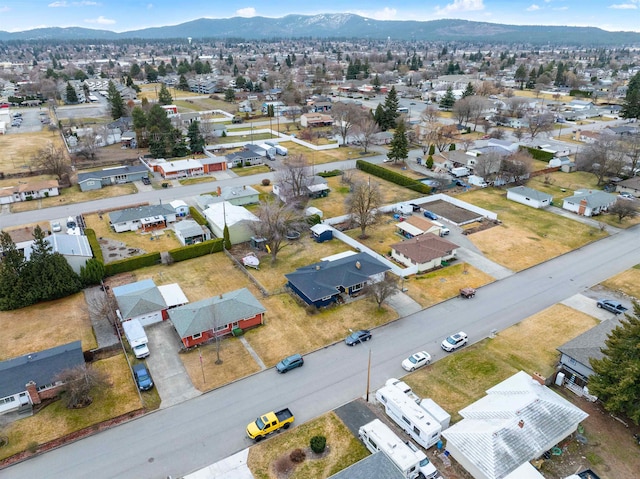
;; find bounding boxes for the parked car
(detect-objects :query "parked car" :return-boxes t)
[596,299,628,314]
[441,331,468,352]
[345,329,372,346]
[141,177,151,185]
[51,221,62,232]
[618,192,634,199]
[402,351,432,372]
[132,363,153,391]
[276,353,304,373]
[423,210,438,220]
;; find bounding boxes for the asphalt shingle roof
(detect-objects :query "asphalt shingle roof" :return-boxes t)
[328,451,406,479]
[391,234,458,264]
[507,186,553,202]
[112,279,167,320]
[109,204,176,224]
[0,341,84,398]
[285,252,390,302]
[557,317,622,373]
[169,288,265,339]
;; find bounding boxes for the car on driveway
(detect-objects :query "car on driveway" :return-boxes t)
[141,177,151,185]
[596,299,628,314]
[276,353,304,373]
[618,192,634,199]
[441,331,468,352]
[132,363,154,391]
[423,210,438,220]
[402,351,432,371]
[51,221,62,232]
[345,329,371,346]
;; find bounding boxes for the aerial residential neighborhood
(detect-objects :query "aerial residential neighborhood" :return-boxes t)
[1,4,640,479]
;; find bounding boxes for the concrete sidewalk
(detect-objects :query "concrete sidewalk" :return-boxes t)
[183,448,254,479]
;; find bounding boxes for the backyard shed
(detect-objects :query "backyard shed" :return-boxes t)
[310,223,333,243]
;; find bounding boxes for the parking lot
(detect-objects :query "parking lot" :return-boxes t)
[3,107,52,134]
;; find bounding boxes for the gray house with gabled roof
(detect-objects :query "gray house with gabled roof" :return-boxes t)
[77,165,149,192]
[168,288,265,348]
[0,341,84,418]
[562,189,617,217]
[285,252,390,308]
[109,203,177,233]
[506,186,553,209]
[113,278,167,326]
[329,451,406,479]
[557,317,622,382]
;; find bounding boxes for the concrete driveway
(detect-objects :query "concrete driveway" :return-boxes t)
[145,321,201,409]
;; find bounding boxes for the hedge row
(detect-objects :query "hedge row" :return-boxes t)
[189,206,207,226]
[317,169,343,178]
[520,146,554,162]
[570,89,592,98]
[356,160,431,194]
[84,228,103,263]
[168,238,224,262]
[104,252,161,276]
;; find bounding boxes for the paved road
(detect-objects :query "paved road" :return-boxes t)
[3,222,638,479]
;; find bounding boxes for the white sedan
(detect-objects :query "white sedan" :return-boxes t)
[402,351,432,372]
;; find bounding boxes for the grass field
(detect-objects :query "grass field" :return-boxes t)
[0,353,142,461]
[0,130,66,175]
[462,188,608,271]
[404,303,599,423]
[247,412,368,479]
[600,264,640,300]
[0,292,97,361]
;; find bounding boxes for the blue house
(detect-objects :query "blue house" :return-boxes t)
[285,252,390,308]
[77,164,149,192]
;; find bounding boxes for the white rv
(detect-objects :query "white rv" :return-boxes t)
[122,318,150,359]
[359,419,438,479]
[264,140,288,156]
[376,385,442,449]
[386,378,421,404]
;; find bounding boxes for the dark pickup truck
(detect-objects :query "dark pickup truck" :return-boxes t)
[596,299,628,314]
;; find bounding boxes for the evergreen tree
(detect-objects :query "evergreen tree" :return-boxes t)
[223,224,232,250]
[224,88,236,102]
[178,74,189,91]
[107,81,125,120]
[381,86,400,130]
[65,82,78,103]
[387,122,409,163]
[158,84,173,105]
[514,64,527,89]
[373,104,386,129]
[187,121,205,154]
[0,231,26,310]
[554,62,565,87]
[439,86,456,111]
[621,71,640,119]
[462,82,475,98]
[80,258,105,286]
[589,303,640,424]
[372,74,381,92]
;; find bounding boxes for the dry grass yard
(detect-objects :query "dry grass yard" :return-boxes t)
[404,303,598,423]
[0,293,97,361]
[600,265,640,300]
[0,130,65,175]
[405,262,496,307]
[525,171,602,202]
[283,142,375,166]
[247,412,368,479]
[0,353,142,461]
[461,188,608,271]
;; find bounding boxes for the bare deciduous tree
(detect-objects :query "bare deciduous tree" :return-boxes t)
[364,272,399,309]
[472,152,503,179]
[87,290,119,327]
[346,180,382,238]
[331,102,363,145]
[250,197,306,264]
[55,365,109,409]
[453,97,473,126]
[576,139,627,186]
[354,116,379,153]
[31,143,71,180]
[497,150,533,185]
[275,154,312,207]
[608,200,638,222]
[526,112,555,140]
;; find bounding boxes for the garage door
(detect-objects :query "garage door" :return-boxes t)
[137,312,163,327]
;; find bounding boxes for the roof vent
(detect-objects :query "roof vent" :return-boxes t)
[518,420,524,429]
[316,265,321,270]
[355,261,361,269]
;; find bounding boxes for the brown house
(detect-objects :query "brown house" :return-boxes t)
[391,235,459,272]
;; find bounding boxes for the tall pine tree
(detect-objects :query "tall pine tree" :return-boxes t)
[387,121,409,163]
[107,81,125,120]
[589,303,640,424]
[621,71,640,119]
[439,86,456,111]
[0,231,26,310]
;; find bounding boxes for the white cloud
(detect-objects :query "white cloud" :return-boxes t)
[435,0,484,14]
[48,1,68,6]
[553,6,569,10]
[49,0,99,6]
[609,3,638,8]
[84,15,115,25]
[236,7,256,17]
[369,7,398,20]
[526,4,541,11]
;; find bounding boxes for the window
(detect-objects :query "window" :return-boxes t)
[402,415,411,425]
[192,333,202,340]
[0,396,16,405]
[413,426,420,435]
[214,324,228,332]
[368,438,378,450]
[352,283,363,292]
[321,295,332,301]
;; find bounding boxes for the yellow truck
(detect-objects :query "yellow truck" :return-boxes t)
[246,408,294,441]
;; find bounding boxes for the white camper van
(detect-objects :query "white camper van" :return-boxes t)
[359,419,439,479]
[122,318,150,359]
[376,385,442,449]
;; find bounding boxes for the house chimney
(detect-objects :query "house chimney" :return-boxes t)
[25,381,41,405]
[217,186,222,196]
[518,419,524,429]
[532,372,546,385]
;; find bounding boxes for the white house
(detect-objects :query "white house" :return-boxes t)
[203,201,259,245]
[390,234,458,272]
[169,199,190,217]
[442,371,588,479]
[562,190,617,217]
[506,186,553,209]
[172,219,211,246]
[23,233,92,274]
[108,204,177,233]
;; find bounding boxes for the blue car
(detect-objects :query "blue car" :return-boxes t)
[345,329,372,346]
[133,363,154,391]
[276,353,304,373]
[423,210,438,220]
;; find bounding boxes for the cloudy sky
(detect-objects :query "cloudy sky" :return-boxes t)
[1,0,639,33]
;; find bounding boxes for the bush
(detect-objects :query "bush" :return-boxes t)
[356,160,431,195]
[520,146,554,162]
[310,435,327,453]
[289,448,306,463]
[306,214,322,226]
[317,169,342,178]
[168,238,224,262]
[426,155,434,169]
[261,178,271,186]
[104,252,161,276]
[449,143,456,151]
[189,206,207,226]
[429,144,435,155]
[84,228,104,263]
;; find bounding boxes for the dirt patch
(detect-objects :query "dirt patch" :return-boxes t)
[98,237,147,263]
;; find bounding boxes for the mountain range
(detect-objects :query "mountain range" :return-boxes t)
[1,14,640,46]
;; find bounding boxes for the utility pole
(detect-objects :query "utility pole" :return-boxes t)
[365,349,372,402]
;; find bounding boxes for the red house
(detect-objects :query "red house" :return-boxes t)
[168,288,266,348]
